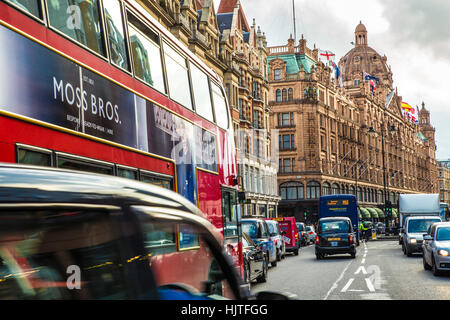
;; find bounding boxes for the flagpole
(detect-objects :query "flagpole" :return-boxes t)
[292,0,297,43]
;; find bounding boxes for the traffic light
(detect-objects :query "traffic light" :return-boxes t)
[385,206,392,217]
[385,201,392,217]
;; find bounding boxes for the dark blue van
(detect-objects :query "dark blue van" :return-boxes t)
[319,195,359,245]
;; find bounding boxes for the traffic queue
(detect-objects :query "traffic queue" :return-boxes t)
[242,193,450,287]
[241,216,317,284]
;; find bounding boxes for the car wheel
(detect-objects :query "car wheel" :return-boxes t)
[294,248,299,256]
[432,255,441,277]
[257,257,268,283]
[276,249,281,262]
[271,258,277,267]
[423,254,431,271]
[402,243,407,255]
[350,252,356,259]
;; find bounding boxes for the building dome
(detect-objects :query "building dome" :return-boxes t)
[355,21,367,33]
[338,23,393,91]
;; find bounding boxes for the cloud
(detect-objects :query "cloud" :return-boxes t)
[378,0,450,60]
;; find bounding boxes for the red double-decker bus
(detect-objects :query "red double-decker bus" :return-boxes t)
[0,0,242,276]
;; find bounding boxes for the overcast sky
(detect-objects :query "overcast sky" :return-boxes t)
[213,0,450,160]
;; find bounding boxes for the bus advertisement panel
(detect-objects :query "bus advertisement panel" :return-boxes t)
[0,0,242,279]
[319,195,359,242]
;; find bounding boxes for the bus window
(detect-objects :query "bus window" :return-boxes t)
[140,172,173,190]
[47,0,106,56]
[127,13,165,94]
[163,43,193,110]
[103,0,129,71]
[117,166,138,180]
[222,190,238,237]
[5,0,42,19]
[190,63,214,122]
[211,82,229,130]
[16,146,52,167]
[56,155,114,176]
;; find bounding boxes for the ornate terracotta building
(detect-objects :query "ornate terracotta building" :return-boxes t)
[267,23,438,223]
[140,0,280,217]
[438,160,450,210]
[217,0,280,217]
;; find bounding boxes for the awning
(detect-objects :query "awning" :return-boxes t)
[366,208,378,219]
[359,207,371,219]
[357,207,362,219]
[375,208,385,219]
[392,208,398,218]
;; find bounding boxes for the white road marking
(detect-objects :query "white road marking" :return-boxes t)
[340,278,354,293]
[361,258,366,264]
[323,260,353,300]
[355,266,367,274]
[365,278,376,292]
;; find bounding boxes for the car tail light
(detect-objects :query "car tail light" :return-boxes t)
[274,239,278,246]
[349,234,353,244]
[315,236,319,245]
[295,233,299,239]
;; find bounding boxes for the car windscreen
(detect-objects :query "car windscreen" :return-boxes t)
[407,219,441,233]
[296,224,304,231]
[267,222,278,235]
[242,221,258,239]
[319,220,350,234]
[436,227,450,241]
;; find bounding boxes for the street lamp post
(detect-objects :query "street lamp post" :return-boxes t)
[369,124,396,233]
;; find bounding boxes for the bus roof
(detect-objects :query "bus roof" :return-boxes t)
[320,194,357,200]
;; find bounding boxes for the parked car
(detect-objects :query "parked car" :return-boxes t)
[241,218,277,267]
[274,217,300,255]
[242,232,267,284]
[0,163,292,300]
[315,217,357,259]
[306,225,317,244]
[401,216,442,256]
[265,219,286,260]
[296,222,308,246]
[422,222,450,276]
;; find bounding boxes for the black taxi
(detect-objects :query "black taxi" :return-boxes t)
[315,217,357,259]
[0,163,291,300]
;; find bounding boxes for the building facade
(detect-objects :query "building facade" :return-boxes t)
[139,0,280,218]
[438,160,450,206]
[267,23,438,224]
[217,0,280,218]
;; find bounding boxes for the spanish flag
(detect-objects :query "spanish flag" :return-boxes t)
[401,102,412,111]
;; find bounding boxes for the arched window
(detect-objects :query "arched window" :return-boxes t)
[276,89,281,102]
[280,182,304,200]
[350,186,355,196]
[345,185,350,195]
[377,190,382,203]
[288,88,294,101]
[322,182,331,195]
[282,88,287,101]
[357,187,362,202]
[332,183,340,195]
[306,181,321,199]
